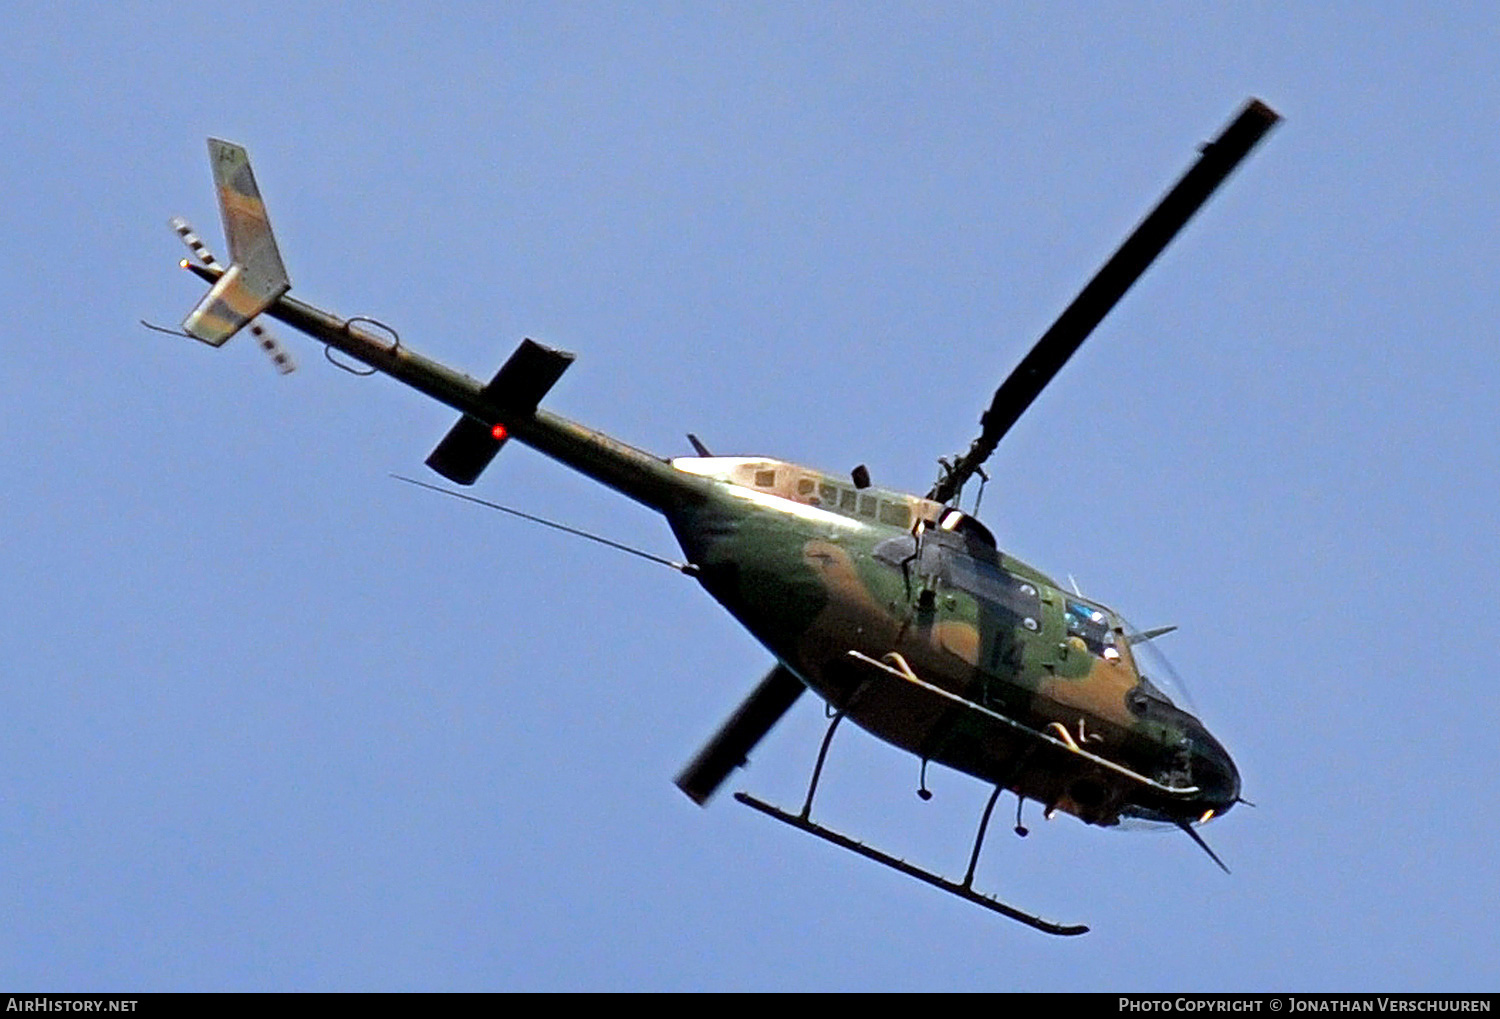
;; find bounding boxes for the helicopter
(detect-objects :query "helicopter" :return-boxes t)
[159,97,1278,936]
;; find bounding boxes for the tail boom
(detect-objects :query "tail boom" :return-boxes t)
[182,261,703,512]
[177,136,704,512]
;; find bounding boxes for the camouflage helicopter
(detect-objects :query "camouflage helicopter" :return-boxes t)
[158,98,1278,935]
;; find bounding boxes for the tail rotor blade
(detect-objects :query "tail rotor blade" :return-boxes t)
[171,214,295,374]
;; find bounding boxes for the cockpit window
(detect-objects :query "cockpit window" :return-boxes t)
[1065,600,1116,657]
[754,469,776,487]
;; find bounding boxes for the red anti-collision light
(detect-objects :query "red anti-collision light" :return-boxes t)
[491,423,508,441]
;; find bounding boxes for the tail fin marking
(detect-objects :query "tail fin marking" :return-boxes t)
[181,139,290,346]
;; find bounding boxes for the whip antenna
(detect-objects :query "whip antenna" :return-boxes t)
[391,475,699,575]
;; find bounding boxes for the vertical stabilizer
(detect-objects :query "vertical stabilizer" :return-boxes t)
[181,139,291,346]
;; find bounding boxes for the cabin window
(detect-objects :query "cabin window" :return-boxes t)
[858,494,878,517]
[878,501,911,528]
[755,469,776,487]
[942,553,1043,628]
[819,482,838,505]
[839,489,858,512]
[797,478,815,496]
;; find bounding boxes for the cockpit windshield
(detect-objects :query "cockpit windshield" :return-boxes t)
[1121,621,1198,714]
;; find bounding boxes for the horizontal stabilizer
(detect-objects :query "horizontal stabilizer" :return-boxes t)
[675,664,806,805]
[425,339,575,485]
[181,139,290,346]
[172,217,295,373]
[426,416,506,486]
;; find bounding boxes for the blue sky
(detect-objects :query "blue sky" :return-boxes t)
[2,3,1497,991]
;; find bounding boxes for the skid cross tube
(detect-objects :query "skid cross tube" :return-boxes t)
[962,785,1005,889]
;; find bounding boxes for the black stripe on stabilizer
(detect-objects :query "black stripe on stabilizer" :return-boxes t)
[424,339,575,486]
[425,416,506,485]
[484,338,576,413]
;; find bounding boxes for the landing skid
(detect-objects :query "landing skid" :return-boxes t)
[733,792,1088,937]
[735,672,1089,935]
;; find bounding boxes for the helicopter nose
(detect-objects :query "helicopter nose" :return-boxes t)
[1190,725,1241,820]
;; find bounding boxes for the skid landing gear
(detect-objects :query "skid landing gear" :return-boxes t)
[735,711,1089,937]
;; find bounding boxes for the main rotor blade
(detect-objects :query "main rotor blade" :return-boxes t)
[930,98,1280,504]
[675,664,806,805]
